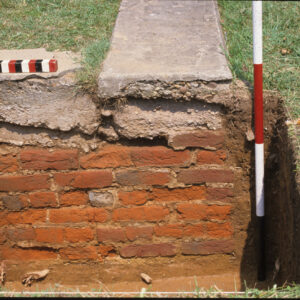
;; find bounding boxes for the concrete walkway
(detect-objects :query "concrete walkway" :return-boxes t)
[98,0,232,98]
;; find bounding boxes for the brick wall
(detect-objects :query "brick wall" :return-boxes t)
[0,129,235,262]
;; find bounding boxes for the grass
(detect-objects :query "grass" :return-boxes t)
[1,284,300,298]
[218,0,300,170]
[0,0,121,91]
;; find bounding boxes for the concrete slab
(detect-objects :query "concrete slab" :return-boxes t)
[98,0,232,98]
[0,48,81,81]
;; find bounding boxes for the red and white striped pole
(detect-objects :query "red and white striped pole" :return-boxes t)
[253,0,265,281]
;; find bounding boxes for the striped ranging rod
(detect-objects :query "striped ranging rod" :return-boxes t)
[0,59,58,73]
[253,0,265,281]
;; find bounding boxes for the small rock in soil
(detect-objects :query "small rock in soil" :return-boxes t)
[140,273,152,284]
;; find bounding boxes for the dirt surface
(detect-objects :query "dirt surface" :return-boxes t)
[3,256,240,292]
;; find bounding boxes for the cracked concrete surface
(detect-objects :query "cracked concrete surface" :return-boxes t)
[98,0,232,99]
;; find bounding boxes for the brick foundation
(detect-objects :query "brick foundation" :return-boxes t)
[0,130,237,262]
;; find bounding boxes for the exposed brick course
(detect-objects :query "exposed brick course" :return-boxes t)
[20,149,78,170]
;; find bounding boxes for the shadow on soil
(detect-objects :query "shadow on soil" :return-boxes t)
[240,94,300,289]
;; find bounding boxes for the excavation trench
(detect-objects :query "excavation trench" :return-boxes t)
[0,75,299,292]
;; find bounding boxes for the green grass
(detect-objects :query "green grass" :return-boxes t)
[218,0,300,119]
[0,0,121,91]
[1,284,300,298]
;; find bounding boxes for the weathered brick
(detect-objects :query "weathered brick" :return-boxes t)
[49,207,108,223]
[116,170,169,186]
[177,169,234,184]
[96,228,126,242]
[29,192,57,208]
[64,227,94,243]
[112,206,169,221]
[120,243,176,258]
[4,210,46,225]
[176,203,207,220]
[0,174,50,192]
[1,195,28,211]
[6,228,35,241]
[206,188,234,202]
[197,150,226,165]
[131,146,190,167]
[171,130,225,149]
[152,186,206,202]
[20,149,78,170]
[0,155,18,173]
[206,222,233,238]
[1,247,57,260]
[206,205,232,221]
[154,224,183,238]
[35,228,64,243]
[182,240,234,255]
[118,190,149,206]
[54,171,112,189]
[125,227,153,241]
[0,229,6,244]
[177,203,231,221]
[184,224,204,237]
[60,191,88,206]
[80,146,132,169]
[59,246,98,260]
[98,245,116,257]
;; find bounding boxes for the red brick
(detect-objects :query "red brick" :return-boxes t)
[112,206,169,221]
[29,192,57,208]
[131,147,190,167]
[4,210,46,225]
[96,228,126,242]
[64,227,94,242]
[80,146,132,169]
[118,190,149,206]
[197,150,226,165]
[154,224,183,238]
[0,155,18,173]
[125,227,153,241]
[116,170,169,186]
[49,207,108,223]
[176,203,207,220]
[20,149,78,170]
[182,240,234,255]
[184,224,204,237]
[206,205,232,221]
[60,191,88,206]
[171,130,225,149]
[207,188,234,202]
[177,203,231,221]
[206,222,233,238]
[98,245,116,257]
[120,243,176,258]
[1,195,29,211]
[6,228,35,241]
[54,171,112,189]
[0,174,50,192]
[59,246,98,260]
[177,169,234,184]
[152,186,206,202]
[35,228,64,243]
[1,247,57,260]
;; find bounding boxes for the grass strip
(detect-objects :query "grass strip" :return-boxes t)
[0,0,121,91]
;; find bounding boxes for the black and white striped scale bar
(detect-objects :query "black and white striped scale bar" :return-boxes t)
[0,59,57,73]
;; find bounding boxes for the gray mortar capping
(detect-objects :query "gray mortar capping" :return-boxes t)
[98,0,232,99]
[0,48,81,81]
